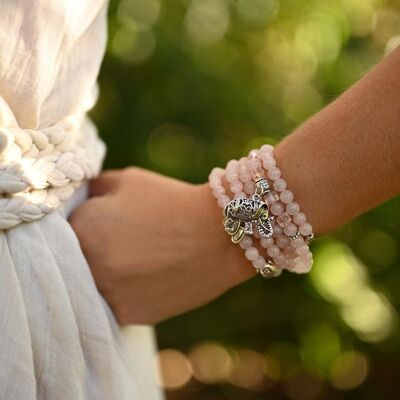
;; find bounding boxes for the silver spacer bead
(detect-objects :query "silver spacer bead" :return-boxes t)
[306,233,315,244]
[254,175,271,197]
[252,193,261,201]
[259,262,278,279]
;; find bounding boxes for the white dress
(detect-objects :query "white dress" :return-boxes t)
[0,1,164,399]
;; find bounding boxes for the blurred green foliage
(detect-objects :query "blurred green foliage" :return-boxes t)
[93,0,400,398]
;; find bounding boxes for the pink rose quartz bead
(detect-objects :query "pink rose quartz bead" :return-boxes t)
[210,171,223,181]
[296,243,310,256]
[226,161,239,178]
[293,212,307,225]
[283,223,297,237]
[293,259,312,274]
[300,259,313,270]
[267,245,280,258]
[230,181,243,193]
[226,172,239,183]
[244,181,256,195]
[217,195,230,208]
[260,144,274,153]
[260,238,274,249]
[212,188,225,199]
[210,167,224,178]
[226,160,239,170]
[252,256,266,269]
[280,190,294,204]
[239,160,252,182]
[273,254,286,267]
[209,177,221,189]
[267,167,281,181]
[290,236,304,248]
[265,192,279,206]
[287,202,300,215]
[299,223,313,236]
[247,158,261,172]
[304,257,313,267]
[234,192,246,199]
[239,235,253,249]
[283,245,297,257]
[302,251,313,259]
[276,212,291,226]
[276,235,290,248]
[259,151,272,163]
[248,149,260,159]
[285,260,296,271]
[240,172,252,183]
[260,237,274,248]
[262,157,276,170]
[245,247,259,261]
[272,223,283,236]
[248,150,261,169]
[270,202,284,216]
[273,178,287,192]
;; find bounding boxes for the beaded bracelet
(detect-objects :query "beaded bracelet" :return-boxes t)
[208,145,314,278]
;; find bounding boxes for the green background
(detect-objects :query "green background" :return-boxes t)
[93,0,400,398]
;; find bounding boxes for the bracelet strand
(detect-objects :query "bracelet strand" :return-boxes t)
[208,145,314,278]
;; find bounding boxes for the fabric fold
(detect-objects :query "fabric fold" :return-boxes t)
[0,234,36,399]
[0,1,164,399]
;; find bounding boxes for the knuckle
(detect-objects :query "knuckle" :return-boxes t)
[114,305,132,325]
[122,166,144,179]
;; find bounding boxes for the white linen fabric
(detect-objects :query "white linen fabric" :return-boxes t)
[0,1,164,399]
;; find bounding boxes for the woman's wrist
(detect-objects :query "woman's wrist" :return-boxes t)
[196,182,258,285]
[274,138,327,236]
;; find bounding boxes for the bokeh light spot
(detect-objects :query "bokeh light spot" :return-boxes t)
[228,349,268,390]
[330,351,369,390]
[283,370,326,400]
[295,14,342,63]
[260,34,318,84]
[310,241,397,342]
[372,9,400,46]
[300,323,342,373]
[189,341,233,384]
[341,290,396,342]
[236,0,279,28]
[268,342,300,379]
[358,229,397,271]
[385,35,400,55]
[343,0,376,37]
[118,0,161,29]
[112,27,156,64]
[155,349,192,390]
[185,0,230,45]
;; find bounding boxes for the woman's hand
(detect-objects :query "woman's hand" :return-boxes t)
[69,167,253,325]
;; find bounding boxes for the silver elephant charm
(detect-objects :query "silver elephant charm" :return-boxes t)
[223,196,274,243]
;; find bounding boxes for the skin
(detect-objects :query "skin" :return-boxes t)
[70,47,400,325]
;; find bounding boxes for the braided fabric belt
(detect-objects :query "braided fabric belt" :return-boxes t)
[0,97,105,229]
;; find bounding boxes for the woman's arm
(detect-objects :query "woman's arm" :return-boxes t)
[70,48,400,325]
[275,46,400,235]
